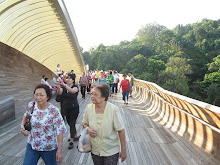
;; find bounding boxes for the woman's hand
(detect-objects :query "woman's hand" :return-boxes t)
[87,127,98,138]
[20,124,29,136]
[56,148,63,163]
[60,80,66,87]
[120,149,127,162]
[56,82,61,88]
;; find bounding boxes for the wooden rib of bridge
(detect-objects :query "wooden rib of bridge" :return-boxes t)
[0,91,219,165]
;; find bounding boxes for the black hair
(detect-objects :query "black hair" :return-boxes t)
[110,71,112,74]
[68,73,76,81]
[45,77,48,81]
[92,83,110,101]
[34,84,52,101]
[42,75,45,78]
[129,72,132,74]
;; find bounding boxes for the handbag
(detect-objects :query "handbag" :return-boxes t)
[77,128,92,153]
[24,102,35,131]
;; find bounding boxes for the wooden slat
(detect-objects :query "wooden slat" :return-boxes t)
[0,91,219,164]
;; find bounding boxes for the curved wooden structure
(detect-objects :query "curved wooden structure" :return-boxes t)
[0,0,85,75]
[134,78,220,156]
[0,42,56,119]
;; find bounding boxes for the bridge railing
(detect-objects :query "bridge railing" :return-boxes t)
[133,78,220,156]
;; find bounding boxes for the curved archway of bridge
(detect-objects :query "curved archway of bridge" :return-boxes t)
[0,0,85,75]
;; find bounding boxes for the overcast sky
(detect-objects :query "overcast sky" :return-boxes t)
[63,0,220,51]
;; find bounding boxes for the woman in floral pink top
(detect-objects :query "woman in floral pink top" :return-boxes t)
[20,84,67,165]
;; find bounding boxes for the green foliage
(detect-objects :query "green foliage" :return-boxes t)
[205,83,220,105]
[138,72,156,82]
[83,19,220,106]
[126,54,148,75]
[203,72,220,84]
[158,57,192,95]
[136,23,166,48]
[208,55,220,72]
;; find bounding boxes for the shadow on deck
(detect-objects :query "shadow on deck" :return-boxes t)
[0,89,219,165]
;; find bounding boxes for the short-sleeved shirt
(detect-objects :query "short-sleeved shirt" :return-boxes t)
[98,78,107,83]
[113,74,119,83]
[57,67,62,74]
[82,102,124,156]
[62,84,79,109]
[129,75,134,85]
[107,75,114,85]
[120,79,130,92]
[95,71,101,79]
[80,76,87,86]
[24,101,67,151]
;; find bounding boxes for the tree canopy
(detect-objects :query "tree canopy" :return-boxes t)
[82,19,220,106]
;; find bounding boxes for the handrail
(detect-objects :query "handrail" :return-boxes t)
[135,78,220,113]
[133,78,220,154]
[136,84,220,134]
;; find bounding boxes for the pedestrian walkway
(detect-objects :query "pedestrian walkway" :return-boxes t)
[0,91,219,165]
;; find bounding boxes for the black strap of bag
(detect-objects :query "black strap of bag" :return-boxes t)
[30,101,35,114]
[24,102,35,131]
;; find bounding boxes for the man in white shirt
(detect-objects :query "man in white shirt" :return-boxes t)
[113,71,119,94]
[41,75,46,84]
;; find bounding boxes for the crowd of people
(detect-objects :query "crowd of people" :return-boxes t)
[20,64,134,165]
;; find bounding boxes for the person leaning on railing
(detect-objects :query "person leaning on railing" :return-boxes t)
[82,83,126,165]
[20,84,67,164]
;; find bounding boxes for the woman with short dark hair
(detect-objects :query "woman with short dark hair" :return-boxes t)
[82,83,126,165]
[57,74,80,149]
[20,84,66,164]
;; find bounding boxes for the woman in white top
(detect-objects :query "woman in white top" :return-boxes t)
[82,83,126,165]
[57,64,62,75]
[20,84,67,164]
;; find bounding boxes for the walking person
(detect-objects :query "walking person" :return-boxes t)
[113,71,119,94]
[86,72,92,94]
[119,74,130,105]
[20,84,66,164]
[56,74,80,149]
[98,71,107,84]
[82,83,126,165]
[57,64,62,75]
[128,72,134,97]
[95,69,101,82]
[79,72,88,99]
[107,71,114,96]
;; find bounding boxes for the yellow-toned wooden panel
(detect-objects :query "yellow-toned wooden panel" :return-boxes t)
[0,0,85,74]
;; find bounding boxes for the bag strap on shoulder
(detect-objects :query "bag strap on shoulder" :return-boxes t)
[31,102,35,114]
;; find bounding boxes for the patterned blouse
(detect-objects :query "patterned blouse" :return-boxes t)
[24,101,67,151]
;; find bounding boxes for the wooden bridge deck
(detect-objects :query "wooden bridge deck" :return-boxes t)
[0,91,219,165]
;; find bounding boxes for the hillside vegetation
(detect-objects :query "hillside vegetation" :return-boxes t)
[82,19,220,106]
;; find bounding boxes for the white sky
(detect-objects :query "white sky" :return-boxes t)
[63,0,220,51]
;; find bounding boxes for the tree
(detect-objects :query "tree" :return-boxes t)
[208,55,220,72]
[158,57,192,95]
[126,54,148,75]
[136,23,166,48]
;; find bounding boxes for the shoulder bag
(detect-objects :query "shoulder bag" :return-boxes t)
[24,102,35,131]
